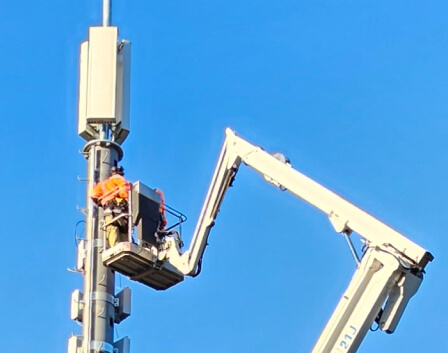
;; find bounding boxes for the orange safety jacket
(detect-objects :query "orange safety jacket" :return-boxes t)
[91,174,130,206]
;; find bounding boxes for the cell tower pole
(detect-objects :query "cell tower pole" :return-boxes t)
[80,3,116,352]
[82,6,119,353]
[81,140,122,353]
[70,0,131,350]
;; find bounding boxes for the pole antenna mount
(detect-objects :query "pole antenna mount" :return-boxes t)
[103,0,111,26]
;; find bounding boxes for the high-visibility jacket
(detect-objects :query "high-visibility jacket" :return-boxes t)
[91,174,130,206]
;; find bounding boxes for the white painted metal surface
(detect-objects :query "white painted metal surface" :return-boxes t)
[86,27,118,124]
[114,41,131,144]
[77,28,131,144]
[310,247,422,353]
[77,41,95,140]
[172,128,432,353]
[174,128,432,276]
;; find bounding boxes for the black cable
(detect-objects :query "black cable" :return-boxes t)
[192,256,203,278]
[370,322,380,332]
[370,308,383,332]
[74,220,86,246]
[191,238,209,278]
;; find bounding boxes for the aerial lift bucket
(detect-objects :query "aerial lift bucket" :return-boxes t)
[102,181,184,290]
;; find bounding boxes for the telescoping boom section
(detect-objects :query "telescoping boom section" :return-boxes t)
[102,128,432,351]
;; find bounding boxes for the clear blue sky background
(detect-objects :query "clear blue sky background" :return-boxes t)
[0,1,447,352]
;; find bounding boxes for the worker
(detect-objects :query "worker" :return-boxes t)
[155,188,168,230]
[91,166,130,248]
[153,188,181,249]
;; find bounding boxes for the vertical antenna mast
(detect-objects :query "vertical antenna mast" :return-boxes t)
[103,0,111,27]
[69,1,132,352]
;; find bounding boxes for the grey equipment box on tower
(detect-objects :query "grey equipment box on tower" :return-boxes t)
[132,181,161,246]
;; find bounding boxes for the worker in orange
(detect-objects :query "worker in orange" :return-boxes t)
[91,166,131,248]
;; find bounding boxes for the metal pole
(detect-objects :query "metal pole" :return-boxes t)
[81,3,115,342]
[103,0,111,26]
[71,2,131,351]
[81,140,123,353]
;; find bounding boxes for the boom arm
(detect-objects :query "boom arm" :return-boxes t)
[177,130,242,275]
[166,127,432,353]
[178,128,432,275]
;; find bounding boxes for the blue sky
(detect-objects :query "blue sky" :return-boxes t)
[0,1,447,352]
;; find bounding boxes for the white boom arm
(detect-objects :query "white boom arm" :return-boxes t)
[167,128,432,352]
[177,128,432,274]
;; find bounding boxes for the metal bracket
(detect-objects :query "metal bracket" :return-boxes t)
[329,212,359,264]
[91,340,114,353]
[329,211,352,234]
[67,267,83,274]
[344,233,361,265]
[89,239,105,248]
[82,139,124,161]
[77,176,89,182]
[76,205,88,216]
[90,291,115,305]
[79,149,90,157]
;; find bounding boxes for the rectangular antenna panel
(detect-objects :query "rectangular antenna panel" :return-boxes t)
[86,26,118,124]
[113,337,130,353]
[114,287,131,324]
[78,27,131,142]
[76,239,86,271]
[70,289,83,322]
[67,335,82,353]
[114,41,131,144]
[78,26,124,134]
[77,41,96,140]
